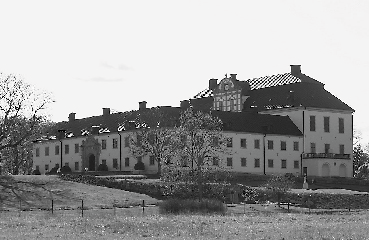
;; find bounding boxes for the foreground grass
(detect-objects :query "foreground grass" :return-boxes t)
[1,209,369,239]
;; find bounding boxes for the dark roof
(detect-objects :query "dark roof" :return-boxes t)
[212,111,302,136]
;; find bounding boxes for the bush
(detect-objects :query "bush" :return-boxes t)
[61,165,72,173]
[134,161,145,170]
[46,167,58,175]
[32,169,41,175]
[97,164,108,171]
[159,198,226,214]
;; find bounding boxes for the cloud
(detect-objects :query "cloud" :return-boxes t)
[101,62,132,71]
[101,62,115,69]
[83,77,125,82]
[117,64,132,71]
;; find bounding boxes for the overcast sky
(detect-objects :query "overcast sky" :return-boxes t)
[1,0,368,144]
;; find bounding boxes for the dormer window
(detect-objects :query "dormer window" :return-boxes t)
[224,84,229,91]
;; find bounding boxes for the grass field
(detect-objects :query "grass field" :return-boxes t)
[1,175,369,239]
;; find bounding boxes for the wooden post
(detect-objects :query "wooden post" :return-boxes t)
[51,200,54,214]
[142,200,145,215]
[81,199,84,218]
[19,200,21,217]
[287,200,290,213]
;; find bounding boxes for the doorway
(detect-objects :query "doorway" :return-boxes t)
[89,154,96,171]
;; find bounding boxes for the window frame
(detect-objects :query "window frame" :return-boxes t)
[101,139,107,150]
[113,138,118,149]
[267,140,274,150]
[240,138,247,148]
[324,116,330,133]
[254,139,260,149]
[254,158,260,168]
[268,159,274,168]
[227,157,233,167]
[281,159,287,169]
[280,141,286,151]
[310,115,316,131]
[241,157,247,167]
[339,118,344,133]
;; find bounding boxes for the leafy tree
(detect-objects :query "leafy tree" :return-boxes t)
[128,107,177,176]
[353,144,369,178]
[263,175,295,207]
[172,108,230,201]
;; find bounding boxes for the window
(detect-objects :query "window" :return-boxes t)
[101,139,107,149]
[227,157,233,167]
[35,148,40,157]
[227,138,233,148]
[254,139,260,149]
[268,159,274,168]
[294,160,299,169]
[267,140,274,150]
[124,137,129,147]
[55,145,59,155]
[113,139,118,149]
[281,159,287,169]
[75,143,79,153]
[65,144,69,154]
[310,116,316,131]
[254,158,260,168]
[293,142,299,151]
[213,157,219,166]
[75,162,79,171]
[65,162,69,167]
[324,117,330,133]
[241,158,247,167]
[339,118,344,133]
[125,157,129,167]
[55,163,59,168]
[149,156,155,166]
[324,144,330,154]
[240,139,247,148]
[281,141,286,151]
[310,142,316,153]
[339,144,345,154]
[45,164,49,171]
[36,165,40,171]
[45,147,49,156]
[113,158,118,169]
[102,159,107,165]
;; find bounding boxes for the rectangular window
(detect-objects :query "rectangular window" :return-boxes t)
[254,158,260,168]
[293,141,299,151]
[35,148,40,157]
[65,162,69,167]
[149,156,155,166]
[325,144,330,154]
[227,138,233,148]
[75,162,79,171]
[310,116,316,131]
[267,140,274,150]
[281,159,287,169]
[55,163,60,168]
[65,144,69,154]
[45,164,49,171]
[137,156,142,162]
[339,118,344,133]
[281,141,286,151]
[55,145,59,155]
[227,157,233,167]
[125,157,129,167]
[294,160,299,169]
[310,142,316,153]
[45,147,49,156]
[213,157,219,166]
[113,138,118,149]
[324,117,330,133]
[113,158,118,169]
[241,157,247,167]
[75,143,79,153]
[254,139,260,149]
[339,144,345,154]
[101,139,107,149]
[36,165,40,171]
[102,159,107,165]
[124,137,129,147]
[240,139,247,148]
[268,159,274,168]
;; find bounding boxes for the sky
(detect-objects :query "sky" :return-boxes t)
[1,0,368,144]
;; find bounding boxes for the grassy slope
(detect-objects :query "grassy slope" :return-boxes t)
[0,175,159,210]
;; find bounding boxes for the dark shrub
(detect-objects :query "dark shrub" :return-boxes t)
[32,169,41,175]
[134,161,145,170]
[61,165,72,173]
[97,164,108,171]
[159,198,226,214]
[46,167,58,175]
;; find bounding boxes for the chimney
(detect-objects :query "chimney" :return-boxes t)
[180,100,190,109]
[290,65,301,76]
[230,74,237,80]
[209,79,218,90]
[68,113,76,122]
[103,108,110,116]
[91,126,100,135]
[139,101,147,110]
[57,129,66,139]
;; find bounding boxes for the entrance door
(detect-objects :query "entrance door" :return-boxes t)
[322,163,330,177]
[339,164,347,177]
[89,154,96,171]
[303,167,308,176]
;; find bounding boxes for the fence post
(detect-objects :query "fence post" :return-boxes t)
[287,200,290,213]
[51,200,54,214]
[142,200,145,215]
[19,200,21,217]
[81,199,84,218]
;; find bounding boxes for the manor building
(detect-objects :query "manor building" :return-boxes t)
[33,65,354,177]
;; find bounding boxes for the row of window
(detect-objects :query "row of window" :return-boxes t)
[310,116,345,133]
[222,157,300,169]
[227,138,300,151]
[310,143,346,154]
[35,143,80,157]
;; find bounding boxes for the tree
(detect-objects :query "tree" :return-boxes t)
[173,108,230,201]
[0,73,53,174]
[353,144,369,178]
[128,107,177,176]
[263,175,295,207]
